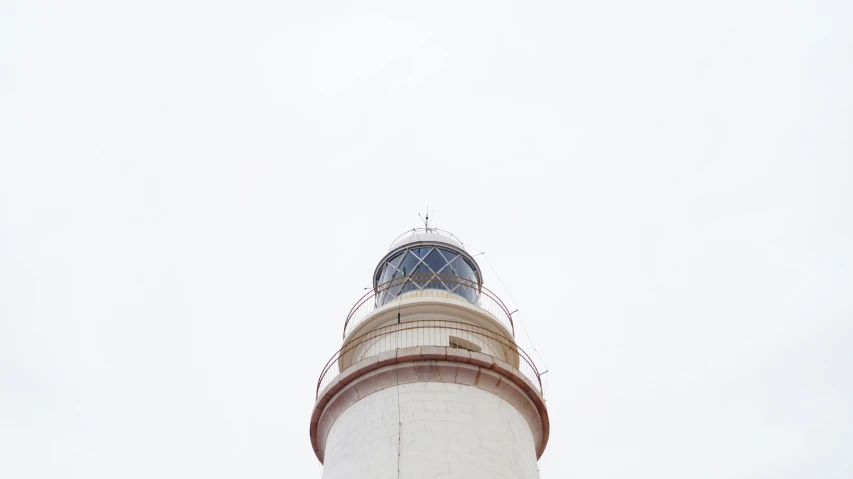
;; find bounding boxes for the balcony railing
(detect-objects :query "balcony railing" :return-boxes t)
[317,320,542,399]
[343,274,515,339]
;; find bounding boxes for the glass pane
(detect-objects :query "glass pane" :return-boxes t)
[411,264,433,285]
[448,257,466,279]
[438,248,458,263]
[380,252,405,284]
[387,281,404,299]
[378,291,390,305]
[388,252,405,270]
[434,249,458,276]
[466,285,478,302]
[458,258,476,281]
[410,247,431,259]
[393,278,410,296]
[423,249,447,275]
[391,266,404,280]
[462,258,479,279]
[380,265,395,284]
[397,250,419,277]
[378,275,403,304]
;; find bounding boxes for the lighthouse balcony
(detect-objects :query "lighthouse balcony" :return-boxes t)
[317,274,543,401]
[343,273,515,339]
[316,319,544,400]
[310,316,551,462]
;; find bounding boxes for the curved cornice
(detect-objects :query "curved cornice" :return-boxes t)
[309,346,549,464]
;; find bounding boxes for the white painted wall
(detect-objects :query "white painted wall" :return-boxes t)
[353,327,507,363]
[322,382,538,479]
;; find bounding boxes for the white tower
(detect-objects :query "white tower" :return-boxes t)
[310,227,549,479]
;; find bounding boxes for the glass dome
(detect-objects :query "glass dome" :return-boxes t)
[374,242,481,306]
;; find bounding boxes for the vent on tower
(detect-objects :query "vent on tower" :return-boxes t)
[449,335,482,353]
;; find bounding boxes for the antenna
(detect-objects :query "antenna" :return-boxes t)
[418,206,432,232]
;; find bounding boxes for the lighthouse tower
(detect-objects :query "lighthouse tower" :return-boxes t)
[309,226,549,479]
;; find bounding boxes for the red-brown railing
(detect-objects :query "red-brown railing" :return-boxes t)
[343,274,515,339]
[317,320,542,399]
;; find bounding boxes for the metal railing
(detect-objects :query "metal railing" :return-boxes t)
[343,274,515,339]
[317,320,542,399]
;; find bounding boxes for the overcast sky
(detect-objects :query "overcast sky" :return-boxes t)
[2,1,852,478]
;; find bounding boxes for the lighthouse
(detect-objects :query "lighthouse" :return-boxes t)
[309,226,549,479]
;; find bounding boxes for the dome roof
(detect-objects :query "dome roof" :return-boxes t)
[390,229,465,251]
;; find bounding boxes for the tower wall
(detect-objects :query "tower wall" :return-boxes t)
[322,382,539,479]
[310,229,548,477]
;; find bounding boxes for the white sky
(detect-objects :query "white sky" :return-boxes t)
[1,1,851,478]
